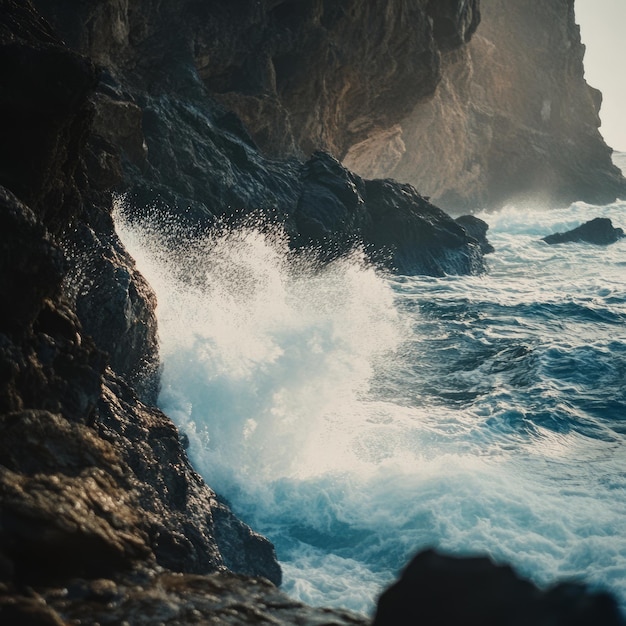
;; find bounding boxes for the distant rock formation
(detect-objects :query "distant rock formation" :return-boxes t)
[345,0,626,210]
[542,217,625,245]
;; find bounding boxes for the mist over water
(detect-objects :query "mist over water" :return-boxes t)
[115,194,626,617]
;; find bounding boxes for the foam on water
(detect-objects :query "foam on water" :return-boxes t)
[115,198,626,617]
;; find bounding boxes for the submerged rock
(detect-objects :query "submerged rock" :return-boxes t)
[542,217,625,245]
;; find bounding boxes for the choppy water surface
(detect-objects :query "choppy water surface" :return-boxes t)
[116,194,626,617]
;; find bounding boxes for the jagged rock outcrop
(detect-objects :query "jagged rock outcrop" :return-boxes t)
[35,0,487,277]
[200,0,480,158]
[345,0,626,210]
[0,0,280,603]
[35,0,480,161]
[1,0,488,620]
[542,216,625,245]
[289,152,486,274]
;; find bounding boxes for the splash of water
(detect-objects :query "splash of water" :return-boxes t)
[114,202,407,486]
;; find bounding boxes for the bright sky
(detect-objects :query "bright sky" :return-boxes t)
[575,0,626,151]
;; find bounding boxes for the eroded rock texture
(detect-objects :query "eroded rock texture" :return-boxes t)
[35,0,486,277]
[1,571,368,625]
[0,0,280,606]
[33,0,478,159]
[2,0,622,623]
[345,0,626,210]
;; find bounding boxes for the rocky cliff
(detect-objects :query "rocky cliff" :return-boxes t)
[0,0,623,624]
[34,0,486,276]
[0,0,282,596]
[344,0,626,210]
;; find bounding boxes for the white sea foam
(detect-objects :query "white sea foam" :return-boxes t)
[115,198,626,616]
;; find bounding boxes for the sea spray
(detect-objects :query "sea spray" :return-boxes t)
[115,197,626,615]
[113,202,408,482]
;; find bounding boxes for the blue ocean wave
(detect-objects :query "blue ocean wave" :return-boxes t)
[115,197,626,617]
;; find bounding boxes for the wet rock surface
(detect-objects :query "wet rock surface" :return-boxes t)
[0,0,279,602]
[455,214,495,254]
[1,571,368,625]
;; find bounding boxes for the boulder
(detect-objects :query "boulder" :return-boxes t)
[291,152,486,275]
[373,549,624,626]
[542,217,625,245]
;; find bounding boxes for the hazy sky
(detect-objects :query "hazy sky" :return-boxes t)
[575,0,626,151]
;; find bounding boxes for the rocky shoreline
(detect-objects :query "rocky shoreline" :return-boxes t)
[1,0,625,623]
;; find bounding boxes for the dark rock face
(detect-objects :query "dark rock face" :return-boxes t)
[1,571,368,625]
[345,0,626,210]
[290,152,486,275]
[542,217,625,245]
[373,549,624,626]
[106,87,488,277]
[34,0,479,160]
[0,0,280,599]
[31,0,487,277]
[192,0,480,158]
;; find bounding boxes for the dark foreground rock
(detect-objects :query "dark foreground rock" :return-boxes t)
[0,182,280,589]
[0,0,279,598]
[1,549,622,625]
[374,550,624,626]
[1,571,368,625]
[542,217,625,245]
[34,0,488,278]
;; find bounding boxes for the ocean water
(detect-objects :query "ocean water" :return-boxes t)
[115,158,626,617]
